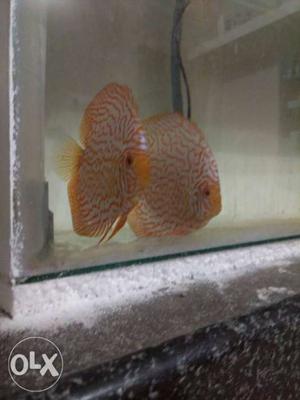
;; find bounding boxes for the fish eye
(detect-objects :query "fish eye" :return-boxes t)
[200,184,210,197]
[126,153,133,167]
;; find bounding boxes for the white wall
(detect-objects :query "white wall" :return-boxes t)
[188,60,300,226]
[45,0,300,235]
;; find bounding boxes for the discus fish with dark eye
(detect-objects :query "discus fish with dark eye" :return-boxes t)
[57,83,150,243]
[128,112,221,237]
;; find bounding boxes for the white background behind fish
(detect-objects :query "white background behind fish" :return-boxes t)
[45,0,300,243]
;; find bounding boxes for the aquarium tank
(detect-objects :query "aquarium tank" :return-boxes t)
[7,0,300,282]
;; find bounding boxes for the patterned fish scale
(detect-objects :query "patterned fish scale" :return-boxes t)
[128,112,221,237]
[57,83,149,242]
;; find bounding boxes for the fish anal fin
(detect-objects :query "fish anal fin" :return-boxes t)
[102,214,128,243]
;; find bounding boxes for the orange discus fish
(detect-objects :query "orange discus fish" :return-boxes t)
[128,112,221,237]
[57,83,149,242]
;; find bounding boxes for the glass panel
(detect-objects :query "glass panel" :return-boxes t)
[11,0,300,281]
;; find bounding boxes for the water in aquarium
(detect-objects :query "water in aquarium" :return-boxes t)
[11,0,300,278]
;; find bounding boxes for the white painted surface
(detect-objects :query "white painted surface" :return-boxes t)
[9,0,48,276]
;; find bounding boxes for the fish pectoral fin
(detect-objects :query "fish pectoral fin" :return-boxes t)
[133,152,150,189]
[56,136,83,181]
[100,214,128,244]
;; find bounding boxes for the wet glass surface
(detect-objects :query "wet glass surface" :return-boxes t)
[11,0,300,280]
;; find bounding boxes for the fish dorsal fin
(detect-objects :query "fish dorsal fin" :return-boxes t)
[80,82,139,147]
[143,112,205,139]
[55,136,83,182]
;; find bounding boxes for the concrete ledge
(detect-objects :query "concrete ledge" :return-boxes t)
[0,240,300,397]
[5,295,300,399]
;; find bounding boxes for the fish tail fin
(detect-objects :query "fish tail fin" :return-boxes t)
[55,136,83,181]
